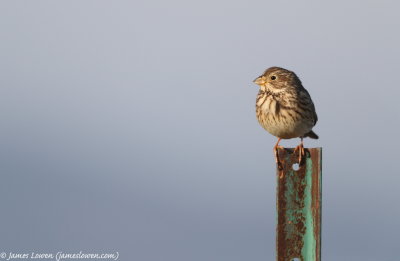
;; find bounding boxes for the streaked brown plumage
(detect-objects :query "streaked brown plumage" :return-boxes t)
[253,67,318,167]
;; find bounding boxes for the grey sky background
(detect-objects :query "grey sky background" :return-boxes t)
[0,1,399,260]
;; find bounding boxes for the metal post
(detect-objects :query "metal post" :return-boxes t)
[276,148,322,261]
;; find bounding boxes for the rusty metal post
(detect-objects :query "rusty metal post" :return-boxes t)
[276,148,322,261]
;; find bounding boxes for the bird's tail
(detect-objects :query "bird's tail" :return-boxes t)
[305,130,319,139]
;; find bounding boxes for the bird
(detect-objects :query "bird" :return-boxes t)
[253,67,318,168]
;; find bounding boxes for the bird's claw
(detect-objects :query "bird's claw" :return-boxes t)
[274,145,284,170]
[294,143,305,165]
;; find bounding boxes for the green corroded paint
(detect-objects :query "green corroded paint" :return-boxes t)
[276,148,322,261]
[301,158,316,260]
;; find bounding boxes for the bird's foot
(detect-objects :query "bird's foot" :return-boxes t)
[293,143,305,165]
[274,145,284,170]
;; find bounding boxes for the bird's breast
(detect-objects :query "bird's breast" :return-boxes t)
[256,93,313,139]
[257,95,279,115]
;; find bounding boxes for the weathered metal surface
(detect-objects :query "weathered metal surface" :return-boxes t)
[276,148,322,261]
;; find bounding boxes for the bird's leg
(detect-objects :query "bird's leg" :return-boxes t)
[273,138,284,170]
[294,137,305,165]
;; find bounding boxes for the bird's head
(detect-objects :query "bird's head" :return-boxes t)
[253,67,302,91]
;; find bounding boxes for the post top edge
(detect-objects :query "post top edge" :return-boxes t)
[276,147,322,150]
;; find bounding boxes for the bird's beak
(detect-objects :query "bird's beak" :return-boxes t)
[253,76,266,86]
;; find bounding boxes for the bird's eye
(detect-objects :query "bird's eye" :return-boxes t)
[271,75,276,80]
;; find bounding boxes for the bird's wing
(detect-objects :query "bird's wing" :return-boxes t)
[299,88,318,126]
